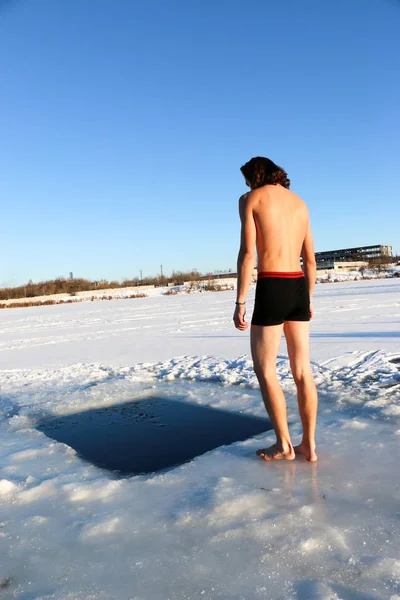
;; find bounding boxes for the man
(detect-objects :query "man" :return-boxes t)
[233,157,318,462]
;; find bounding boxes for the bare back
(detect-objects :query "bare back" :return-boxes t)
[249,184,309,272]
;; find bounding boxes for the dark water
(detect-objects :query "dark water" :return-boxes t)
[37,396,272,476]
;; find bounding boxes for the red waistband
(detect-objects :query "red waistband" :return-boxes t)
[257,271,304,279]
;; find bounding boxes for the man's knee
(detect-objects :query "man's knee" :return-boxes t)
[291,365,313,386]
[254,363,277,382]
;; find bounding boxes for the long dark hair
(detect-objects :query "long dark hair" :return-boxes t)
[240,157,290,189]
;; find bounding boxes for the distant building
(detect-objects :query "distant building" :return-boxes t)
[315,245,392,269]
[316,260,368,274]
[200,271,238,281]
[214,268,257,280]
[93,279,109,287]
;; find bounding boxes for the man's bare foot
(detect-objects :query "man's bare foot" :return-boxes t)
[294,442,318,462]
[256,443,295,461]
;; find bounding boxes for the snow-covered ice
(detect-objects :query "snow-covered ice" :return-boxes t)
[0,278,399,599]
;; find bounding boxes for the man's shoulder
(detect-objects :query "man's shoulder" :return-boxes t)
[238,192,252,210]
[239,190,260,206]
[238,192,254,218]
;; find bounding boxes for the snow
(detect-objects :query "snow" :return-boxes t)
[0,278,399,599]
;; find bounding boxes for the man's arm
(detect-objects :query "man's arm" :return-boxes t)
[233,194,256,330]
[301,213,316,316]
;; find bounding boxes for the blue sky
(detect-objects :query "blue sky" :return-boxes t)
[1,0,399,286]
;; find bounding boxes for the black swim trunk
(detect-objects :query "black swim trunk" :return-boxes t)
[251,271,310,327]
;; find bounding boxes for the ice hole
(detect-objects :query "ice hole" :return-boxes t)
[37,384,272,476]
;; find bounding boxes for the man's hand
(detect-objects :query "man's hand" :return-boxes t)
[233,304,248,331]
[310,303,314,320]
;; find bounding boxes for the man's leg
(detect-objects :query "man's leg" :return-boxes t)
[251,324,295,461]
[283,321,318,462]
